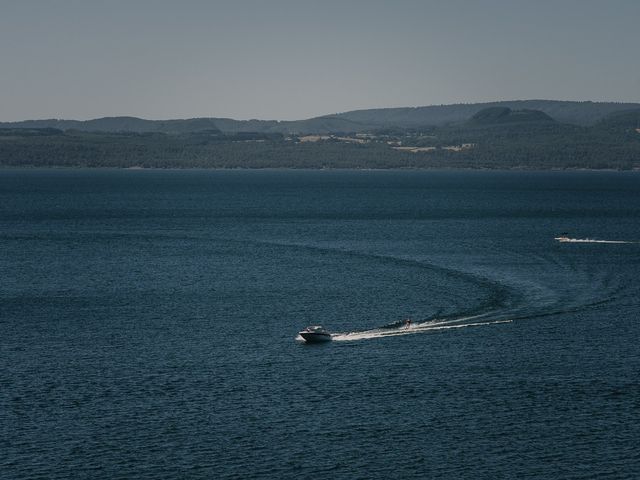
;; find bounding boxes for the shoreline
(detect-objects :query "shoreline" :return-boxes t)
[1,165,639,173]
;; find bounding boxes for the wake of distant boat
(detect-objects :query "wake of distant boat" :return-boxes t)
[554,237,636,244]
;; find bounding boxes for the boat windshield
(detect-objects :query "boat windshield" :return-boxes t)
[306,326,326,332]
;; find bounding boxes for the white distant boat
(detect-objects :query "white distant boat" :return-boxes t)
[554,234,630,244]
[299,325,332,343]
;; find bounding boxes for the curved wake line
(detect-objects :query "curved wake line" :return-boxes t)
[246,237,518,318]
[241,237,625,343]
[331,316,512,342]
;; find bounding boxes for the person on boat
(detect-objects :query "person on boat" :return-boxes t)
[405,318,412,329]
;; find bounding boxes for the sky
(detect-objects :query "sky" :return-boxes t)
[1,0,639,121]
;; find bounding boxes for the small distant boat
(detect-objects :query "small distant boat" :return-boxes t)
[554,232,573,242]
[553,235,630,244]
[299,325,332,343]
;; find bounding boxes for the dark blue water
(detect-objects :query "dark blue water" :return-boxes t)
[2,169,639,479]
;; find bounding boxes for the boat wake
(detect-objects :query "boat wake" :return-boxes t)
[555,237,636,244]
[331,315,512,342]
[241,237,632,345]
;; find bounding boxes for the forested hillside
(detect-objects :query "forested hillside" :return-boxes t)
[1,106,639,170]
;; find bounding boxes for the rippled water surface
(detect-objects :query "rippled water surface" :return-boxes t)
[2,169,640,479]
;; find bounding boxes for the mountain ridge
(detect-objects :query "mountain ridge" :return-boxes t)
[2,100,639,134]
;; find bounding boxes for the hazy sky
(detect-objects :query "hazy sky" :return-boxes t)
[1,0,639,121]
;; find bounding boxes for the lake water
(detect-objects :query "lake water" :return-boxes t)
[2,169,639,479]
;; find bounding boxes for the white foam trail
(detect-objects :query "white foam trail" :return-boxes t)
[556,237,635,244]
[331,317,512,342]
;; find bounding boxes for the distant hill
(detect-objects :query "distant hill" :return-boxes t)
[2,100,639,134]
[0,117,226,134]
[0,115,375,135]
[468,107,555,125]
[334,100,640,127]
[2,102,639,170]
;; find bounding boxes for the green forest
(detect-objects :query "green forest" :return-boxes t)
[1,107,639,170]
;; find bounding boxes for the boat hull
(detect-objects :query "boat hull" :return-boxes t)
[299,332,332,343]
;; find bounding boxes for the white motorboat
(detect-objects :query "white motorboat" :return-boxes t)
[299,325,332,343]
